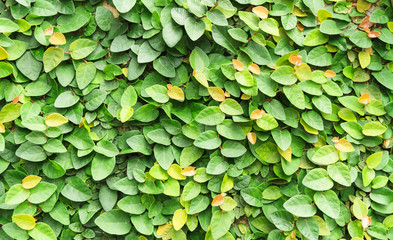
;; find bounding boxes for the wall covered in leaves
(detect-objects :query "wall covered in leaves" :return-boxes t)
[1,0,393,239]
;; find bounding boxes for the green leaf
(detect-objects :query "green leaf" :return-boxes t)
[185,17,205,41]
[283,84,305,109]
[195,106,225,126]
[43,47,64,72]
[95,6,114,31]
[210,210,235,239]
[296,217,319,240]
[270,210,294,231]
[5,184,30,205]
[349,31,372,48]
[131,212,153,235]
[0,62,13,78]
[76,62,96,89]
[362,122,387,136]
[95,210,131,235]
[28,182,57,204]
[240,41,272,65]
[256,114,278,131]
[54,91,79,108]
[16,52,42,80]
[0,103,22,123]
[194,131,221,150]
[311,145,339,165]
[271,66,297,85]
[283,195,317,217]
[28,222,56,240]
[314,190,340,219]
[113,0,136,13]
[327,162,351,186]
[367,152,383,169]
[145,85,169,103]
[91,154,115,181]
[162,22,183,48]
[0,18,20,32]
[61,176,92,202]
[302,168,334,191]
[219,98,244,115]
[70,39,97,60]
[259,18,280,36]
[303,29,328,46]
[64,127,94,150]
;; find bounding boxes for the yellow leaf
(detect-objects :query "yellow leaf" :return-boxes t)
[357,0,371,13]
[295,63,312,81]
[388,22,393,33]
[278,146,292,162]
[292,6,307,17]
[45,113,68,127]
[22,175,42,189]
[0,46,9,60]
[300,118,319,134]
[359,51,370,69]
[252,6,268,19]
[193,70,209,88]
[167,164,186,180]
[0,122,5,133]
[120,106,134,122]
[313,215,330,236]
[49,32,66,45]
[317,9,332,23]
[208,87,225,102]
[122,68,128,77]
[157,223,173,240]
[173,209,187,231]
[12,214,36,230]
[334,138,355,152]
[167,86,185,101]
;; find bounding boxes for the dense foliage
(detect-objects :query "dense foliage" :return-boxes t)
[1,0,393,239]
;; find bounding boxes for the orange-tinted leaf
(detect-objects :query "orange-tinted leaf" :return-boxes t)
[44,26,53,36]
[360,16,373,29]
[208,87,225,102]
[167,86,185,102]
[368,31,381,38]
[297,22,304,31]
[232,59,243,71]
[247,132,257,144]
[12,96,20,104]
[224,91,230,97]
[181,166,196,177]
[363,27,371,33]
[252,6,268,19]
[324,70,336,78]
[359,93,371,104]
[289,54,302,66]
[331,137,339,143]
[384,139,391,148]
[248,63,260,74]
[362,216,371,229]
[212,193,226,206]
[167,84,173,90]
[49,32,66,45]
[250,109,264,120]
[22,175,42,189]
[157,223,173,240]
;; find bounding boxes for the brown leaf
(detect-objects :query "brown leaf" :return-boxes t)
[103,0,119,18]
